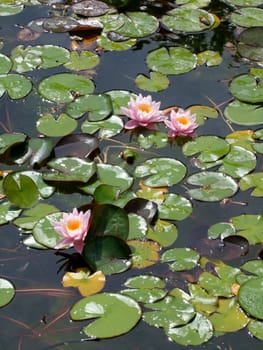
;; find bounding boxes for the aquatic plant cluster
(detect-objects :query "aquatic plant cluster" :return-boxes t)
[0,0,263,348]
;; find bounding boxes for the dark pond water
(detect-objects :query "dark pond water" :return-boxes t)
[0,1,263,350]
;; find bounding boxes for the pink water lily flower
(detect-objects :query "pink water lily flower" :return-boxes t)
[164,108,198,137]
[121,94,164,130]
[53,208,91,254]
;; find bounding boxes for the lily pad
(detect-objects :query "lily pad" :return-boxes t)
[167,313,213,346]
[70,293,141,338]
[0,4,23,16]
[197,50,222,66]
[0,74,32,99]
[128,240,160,269]
[134,158,186,187]
[64,51,100,71]
[146,47,197,75]
[0,133,26,155]
[231,8,263,28]
[36,113,77,137]
[187,171,238,201]
[96,163,133,192]
[224,100,263,126]
[161,8,215,33]
[0,54,12,74]
[33,212,63,248]
[38,73,95,103]
[0,278,15,308]
[137,130,168,149]
[147,220,178,247]
[229,73,263,104]
[248,320,263,340]
[67,94,113,120]
[239,172,263,196]
[238,278,263,319]
[230,214,263,244]
[81,115,123,138]
[0,201,22,225]
[43,157,96,183]
[135,72,170,92]
[161,247,200,271]
[237,27,263,61]
[158,193,192,221]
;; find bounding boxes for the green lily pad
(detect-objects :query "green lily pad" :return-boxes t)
[0,4,23,16]
[158,193,192,221]
[226,130,255,151]
[70,293,141,338]
[187,105,218,125]
[146,47,197,75]
[241,260,263,276]
[230,214,263,244]
[81,115,123,138]
[127,213,148,240]
[64,51,100,71]
[135,72,170,92]
[239,172,263,196]
[0,278,15,308]
[198,271,233,297]
[167,313,213,346]
[237,27,263,61]
[161,8,215,33]
[197,50,222,66]
[0,201,22,225]
[121,288,167,304]
[38,73,95,103]
[96,163,133,192]
[137,130,168,149]
[0,74,32,99]
[176,0,211,7]
[238,278,263,319]
[182,135,230,163]
[224,100,263,126]
[187,171,238,201]
[161,247,200,271]
[231,8,263,28]
[0,133,26,155]
[226,0,263,5]
[43,157,96,183]
[3,173,39,209]
[208,222,236,239]
[134,158,186,187]
[83,236,132,274]
[146,220,178,247]
[36,113,77,137]
[124,275,165,289]
[143,295,196,328]
[248,320,263,340]
[93,184,120,204]
[128,240,160,269]
[219,145,256,178]
[229,73,263,104]
[105,90,136,114]
[189,284,218,314]
[11,45,70,73]
[13,203,58,230]
[33,212,63,248]
[0,54,12,74]
[114,12,159,38]
[98,33,136,51]
[209,298,249,333]
[67,94,113,120]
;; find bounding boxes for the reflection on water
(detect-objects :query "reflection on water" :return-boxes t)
[0,2,263,350]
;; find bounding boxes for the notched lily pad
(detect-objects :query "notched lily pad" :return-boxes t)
[0,74,32,99]
[237,27,263,62]
[0,278,15,308]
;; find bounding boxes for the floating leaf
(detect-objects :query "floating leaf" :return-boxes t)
[0,133,26,155]
[43,157,96,182]
[198,270,235,297]
[182,135,229,163]
[33,212,63,248]
[97,163,133,192]
[231,8,263,28]
[229,73,263,104]
[230,214,263,244]
[161,8,215,32]
[127,213,148,240]
[13,203,58,230]
[189,284,218,315]
[248,320,263,340]
[239,172,263,196]
[208,222,236,239]
[81,115,123,138]
[124,275,165,289]
[64,51,100,71]
[3,173,39,209]
[38,73,95,103]
[106,90,136,115]
[70,293,141,338]
[224,100,263,126]
[63,269,105,297]
[0,74,32,99]
[219,145,256,178]
[72,0,110,17]
[137,130,168,149]
[0,201,22,225]
[42,16,79,32]
[128,240,160,269]
[161,247,200,271]
[0,278,15,308]
[197,50,222,66]
[0,4,23,16]
[226,130,255,152]
[67,94,113,120]
[146,47,197,75]
[241,260,263,276]
[187,105,218,125]
[238,278,263,320]
[143,295,196,329]
[134,158,186,187]
[147,220,178,247]
[158,193,192,221]
[237,27,263,61]
[187,171,238,201]
[167,313,213,346]
[135,72,169,92]
[0,54,12,74]
[36,113,77,137]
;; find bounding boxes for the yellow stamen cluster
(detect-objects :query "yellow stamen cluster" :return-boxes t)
[138,103,153,113]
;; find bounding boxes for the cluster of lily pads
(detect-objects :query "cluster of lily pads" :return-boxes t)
[0,0,263,347]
